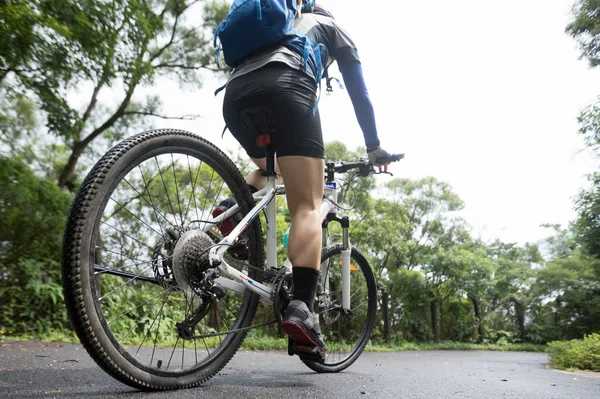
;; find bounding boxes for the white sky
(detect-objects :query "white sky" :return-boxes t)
[143,0,600,246]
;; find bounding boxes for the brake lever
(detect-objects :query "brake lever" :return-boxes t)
[374,171,394,177]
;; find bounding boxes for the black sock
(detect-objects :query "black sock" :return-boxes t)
[292,267,320,312]
[247,184,258,194]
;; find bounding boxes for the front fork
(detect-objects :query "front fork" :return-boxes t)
[322,214,351,312]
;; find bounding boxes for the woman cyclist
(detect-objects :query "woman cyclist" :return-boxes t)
[220,1,392,358]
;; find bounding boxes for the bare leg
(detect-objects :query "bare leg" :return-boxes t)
[276,156,324,269]
[246,158,283,190]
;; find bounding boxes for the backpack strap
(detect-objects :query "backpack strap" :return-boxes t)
[256,0,263,20]
[215,83,227,96]
[324,65,344,93]
[287,36,327,114]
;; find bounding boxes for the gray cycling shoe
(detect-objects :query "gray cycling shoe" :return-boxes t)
[282,299,326,352]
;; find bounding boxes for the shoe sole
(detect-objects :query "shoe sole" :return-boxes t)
[282,321,324,352]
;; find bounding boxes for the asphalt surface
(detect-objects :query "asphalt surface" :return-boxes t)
[1,340,598,398]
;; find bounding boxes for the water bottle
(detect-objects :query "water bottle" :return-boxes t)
[282,225,291,248]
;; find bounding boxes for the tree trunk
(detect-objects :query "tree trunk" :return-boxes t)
[468,293,484,343]
[431,300,439,342]
[382,291,390,344]
[554,296,561,329]
[509,296,526,341]
[58,140,86,190]
[439,300,444,340]
[57,76,139,190]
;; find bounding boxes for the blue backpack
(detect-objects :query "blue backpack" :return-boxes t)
[213,0,326,111]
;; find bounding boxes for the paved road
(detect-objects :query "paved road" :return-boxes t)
[1,341,598,398]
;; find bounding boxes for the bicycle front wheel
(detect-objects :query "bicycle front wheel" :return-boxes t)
[62,129,264,390]
[303,244,377,373]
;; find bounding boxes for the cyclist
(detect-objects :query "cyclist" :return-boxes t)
[219,1,392,356]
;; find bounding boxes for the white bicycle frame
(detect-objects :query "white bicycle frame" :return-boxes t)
[206,173,353,310]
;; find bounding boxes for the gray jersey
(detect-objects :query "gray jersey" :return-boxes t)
[227,13,360,83]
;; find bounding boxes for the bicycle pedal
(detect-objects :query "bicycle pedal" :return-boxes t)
[288,338,325,363]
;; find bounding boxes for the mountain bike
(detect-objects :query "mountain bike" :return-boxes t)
[61,128,403,390]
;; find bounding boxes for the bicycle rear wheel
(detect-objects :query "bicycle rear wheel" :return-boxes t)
[62,129,264,390]
[302,245,377,373]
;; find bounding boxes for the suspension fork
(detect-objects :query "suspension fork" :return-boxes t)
[340,216,351,312]
[323,214,351,311]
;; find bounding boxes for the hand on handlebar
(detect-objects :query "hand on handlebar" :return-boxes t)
[367,146,393,173]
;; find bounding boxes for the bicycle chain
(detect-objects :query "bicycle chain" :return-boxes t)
[191,318,277,340]
[190,261,280,340]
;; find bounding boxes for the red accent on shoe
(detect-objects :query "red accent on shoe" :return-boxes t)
[282,322,324,351]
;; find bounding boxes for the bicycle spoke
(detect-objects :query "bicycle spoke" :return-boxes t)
[149,289,172,365]
[95,254,172,274]
[118,290,170,344]
[155,156,179,228]
[166,336,180,370]
[181,339,185,370]
[200,169,216,231]
[98,264,155,301]
[183,155,202,223]
[108,289,171,325]
[184,292,200,366]
[201,337,211,358]
[136,165,177,231]
[211,181,226,218]
[96,246,150,264]
[109,196,163,238]
[171,153,185,227]
[100,221,156,253]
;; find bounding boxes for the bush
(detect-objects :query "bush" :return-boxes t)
[547,333,600,371]
[0,156,72,334]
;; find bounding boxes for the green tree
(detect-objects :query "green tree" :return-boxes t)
[0,156,72,334]
[567,3,600,259]
[486,241,541,342]
[1,0,228,189]
[573,173,600,257]
[566,0,600,67]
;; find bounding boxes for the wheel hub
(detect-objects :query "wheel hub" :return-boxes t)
[172,229,214,294]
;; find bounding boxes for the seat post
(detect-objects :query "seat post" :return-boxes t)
[256,133,278,269]
[265,144,276,177]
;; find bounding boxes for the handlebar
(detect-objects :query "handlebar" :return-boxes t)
[325,153,405,179]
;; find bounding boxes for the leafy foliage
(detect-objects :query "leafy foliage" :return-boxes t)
[548,333,600,371]
[566,0,600,67]
[0,156,72,333]
[1,0,230,189]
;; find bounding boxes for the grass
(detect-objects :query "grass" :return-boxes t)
[240,337,546,352]
[365,341,546,353]
[1,330,546,353]
[0,329,79,344]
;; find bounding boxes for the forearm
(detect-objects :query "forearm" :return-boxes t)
[337,60,380,150]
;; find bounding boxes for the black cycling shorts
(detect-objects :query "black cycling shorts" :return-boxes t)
[222,63,324,159]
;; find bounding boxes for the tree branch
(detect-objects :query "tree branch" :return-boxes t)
[150,15,180,62]
[151,1,204,63]
[81,18,127,125]
[81,80,104,124]
[122,111,199,120]
[80,82,137,148]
